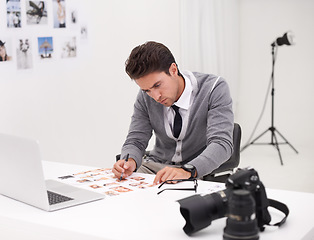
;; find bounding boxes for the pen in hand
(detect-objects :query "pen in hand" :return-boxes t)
[119,153,129,181]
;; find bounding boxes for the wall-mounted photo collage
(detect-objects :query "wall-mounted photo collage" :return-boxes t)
[1,0,88,70]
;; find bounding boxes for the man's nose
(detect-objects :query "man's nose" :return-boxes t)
[150,89,161,102]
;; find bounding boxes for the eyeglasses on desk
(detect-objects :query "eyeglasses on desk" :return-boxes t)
[157,178,198,195]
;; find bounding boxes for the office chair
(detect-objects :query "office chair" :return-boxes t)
[116,123,241,183]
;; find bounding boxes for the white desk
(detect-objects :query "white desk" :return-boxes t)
[0,161,314,240]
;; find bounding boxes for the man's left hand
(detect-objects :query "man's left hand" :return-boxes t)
[153,166,192,185]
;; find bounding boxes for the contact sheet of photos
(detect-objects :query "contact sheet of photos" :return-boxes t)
[1,0,88,69]
[58,168,156,197]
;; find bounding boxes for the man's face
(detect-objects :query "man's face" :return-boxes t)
[135,64,184,107]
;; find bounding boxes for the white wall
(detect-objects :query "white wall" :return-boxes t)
[0,0,181,168]
[237,0,314,149]
[1,0,313,169]
[180,0,240,114]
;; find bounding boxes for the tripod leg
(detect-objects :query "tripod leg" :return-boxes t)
[274,128,299,154]
[241,128,270,152]
[272,131,284,165]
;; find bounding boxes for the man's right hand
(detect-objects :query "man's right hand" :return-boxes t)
[112,158,137,180]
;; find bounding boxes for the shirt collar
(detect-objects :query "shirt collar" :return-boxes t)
[169,72,192,110]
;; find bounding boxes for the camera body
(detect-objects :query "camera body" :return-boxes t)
[178,168,271,235]
[226,168,271,231]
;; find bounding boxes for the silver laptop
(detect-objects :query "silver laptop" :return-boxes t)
[0,133,104,211]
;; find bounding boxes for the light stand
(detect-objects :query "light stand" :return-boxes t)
[241,32,298,165]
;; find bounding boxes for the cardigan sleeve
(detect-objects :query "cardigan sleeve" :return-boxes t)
[120,91,153,170]
[188,79,234,177]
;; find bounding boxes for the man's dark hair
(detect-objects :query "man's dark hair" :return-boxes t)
[125,41,182,80]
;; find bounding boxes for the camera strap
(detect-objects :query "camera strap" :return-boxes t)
[267,198,289,227]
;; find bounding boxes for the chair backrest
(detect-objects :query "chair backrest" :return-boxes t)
[211,123,241,174]
[202,123,242,182]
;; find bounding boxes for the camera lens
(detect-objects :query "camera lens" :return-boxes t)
[178,189,230,235]
[223,189,259,240]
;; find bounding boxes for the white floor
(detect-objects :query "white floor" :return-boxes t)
[238,143,314,194]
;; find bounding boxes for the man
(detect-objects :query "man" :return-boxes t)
[112,41,233,185]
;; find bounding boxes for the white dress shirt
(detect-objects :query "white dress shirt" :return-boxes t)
[164,71,195,163]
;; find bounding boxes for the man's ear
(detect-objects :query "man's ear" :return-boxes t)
[169,63,178,76]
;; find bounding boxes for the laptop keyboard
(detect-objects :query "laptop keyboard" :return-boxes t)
[47,191,73,205]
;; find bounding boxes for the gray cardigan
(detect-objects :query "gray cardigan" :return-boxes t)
[121,71,234,177]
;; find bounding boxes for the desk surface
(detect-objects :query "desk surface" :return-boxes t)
[1,161,314,240]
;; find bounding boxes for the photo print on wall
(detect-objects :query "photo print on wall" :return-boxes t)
[38,36,53,59]
[53,0,66,28]
[26,1,48,25]
[6,0,22,28]
[0,38,13,62]
[16,38,33,69]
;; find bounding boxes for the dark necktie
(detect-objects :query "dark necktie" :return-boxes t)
[171,105,182,138]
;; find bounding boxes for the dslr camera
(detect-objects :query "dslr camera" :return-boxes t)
[178,168,289,237]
